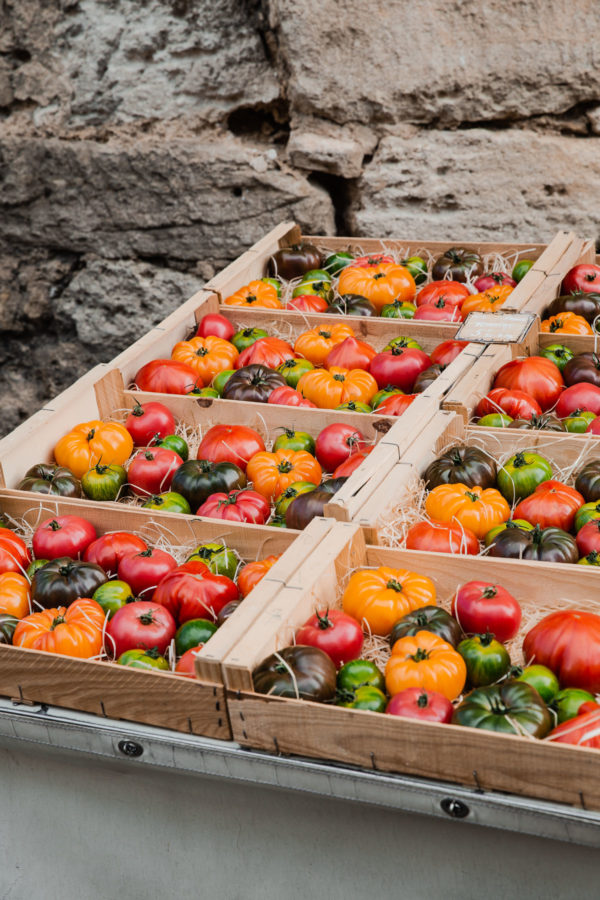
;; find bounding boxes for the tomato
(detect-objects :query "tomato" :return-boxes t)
[197,424,265,472]
[277,358,314,389]
[352,253,394,267]
[555,383,600,418]
[274,482,317,516]
[386,631,466,700]
[413,300,462,322]
[513,664,559,703]
[32,516,96,561]
[457,633,511,687]
[380,300,416,319]
[475,414,513,427]
[196,490,270,524]
[547,703,600,748]
[134,359,201,394]
[370,347,431,392]
[488,523,578,564]
[125,402,176,446]
[297,366,378,409]
[187,543,240,580]
[92,580,136,618]
[224,280,282,309]
[432,248,483,282]
[117,648,170,671]
[237,556,280,597]
[415,280,469,308]
[14,599,105,658]
[492,356,564,412]
[236,337,296,370]
[272,428,315,455]
[0,614,19,644]
[385,336,423,352]
[513,480,584,531]
[452,581,521,642]
[171,459,246,509]
[117,548,178,600]
[585,417,600,435]
[574,500,600,532]
[267,385,317,408]
[127,448,183,498]
[373,394,416,416]
[343,566,436,637]
[153,561,239,624]
[473,272,516,291]
[576,519,600,556]
[83,532,148,577]
[231,328,268,353]
[386,688,453,723]
[424,484,510,541]
[0,573,31,619]
[338,263,416,310]
[17,463,81,499]
[551,687,596,723]
[484,519,534,547]
[81,463,127,501]
[332,448,373,478]
[247,449,322,500]
[390,605,462,649]
[150,436,189,464]
[324,337,376,371]
[429,341,468,367]
[296,609,363,668]
[143,492,191,515]
[512,259,534,282]
[405,520,480,555]
[175,647,201,677]
[106,600,176,658]
[196,313,235,341]
[424,446,497,490]
[475,388,542,421]
[335,685,387,711]
[496,451,554,503]
[174,618,218,656]
[562,263,600,294]
[563,411,596,433]
[461,286,513,317]
[336,659,385,693]
[523,610,600,692]
[286,294,329,313]
[539,343,574,373]
[401,256,428,284]
[314,423,367,472]
[453,681,551,738]
[0,529,31,575]
[323,251,355,275]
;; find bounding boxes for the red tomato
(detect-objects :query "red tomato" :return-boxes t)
[473,273,516,292]
[117,548,178,599]
[127,448,183,497]
[405,520,479,555]
[333,448,373,478]
[556,383,600,418]
[416,281,470,308]
[375,394,416,416]
[386,688,453,723]
[452,581,521,642]
[83,532,148,578]
[196,313,235,341]
[353,253,394,267]
[576,520,600,556]
[196,490,270,524]
[286,295,328,313]
[429,341,468,367]
[414,301,462,322]
[32,516,96,561]
[175,646,202,677]
[315,424,368,472]
[562,264,600,295]
[267,386,317,408]
[586,418,600,436]
[475,388,542,421]
[523,610,600,692]
[370,348,431,392]
[548,704,600,748]
[125,402,176,446]
[324,337,376,371]
[152,561,239,624]
[134,359,202,394]
[514,480,584,531]
[106,600,176,658]
[0,529,31,575]
[236,338,296,370]
[492,357,564,412]
[295,609,363,668]
[197,425,265,472]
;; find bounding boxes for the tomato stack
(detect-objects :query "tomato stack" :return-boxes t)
[539,261,600,336]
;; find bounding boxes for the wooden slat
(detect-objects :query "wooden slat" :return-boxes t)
[442,343,513,422]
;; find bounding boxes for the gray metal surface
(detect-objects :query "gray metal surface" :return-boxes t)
[0,697,598,850]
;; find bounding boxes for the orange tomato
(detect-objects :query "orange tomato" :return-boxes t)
[237,555,281,597]
[247,449,322,500]
[385,630,467,700]
[171,336,238,383]
[13,598,106,658]
[0,572,31,618]
[294,323,355,366]
[54,421,133,479]
[342,566,436,636]
[297,367,378,409]
[460,285,513,318]
[540,312,594,335]
[425,483,510,540]
[338,263,416,311]
[223,280,282,309]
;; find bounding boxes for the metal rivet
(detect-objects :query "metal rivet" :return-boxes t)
[440,798,469,819]
[118,739,144,758]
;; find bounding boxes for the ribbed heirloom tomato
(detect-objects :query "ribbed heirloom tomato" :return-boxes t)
[385,631,467,700]
[236,337,296,370]
[513,480,584,531]
[134,359,201,394]
[324,337,376,371]
[0,528,31,575]
[405,520,479,555]
[297,367,378,409]
[342,566,436,636]
[197,425,265,472]
[475,388,542,421]
[223,280,282,309]
[267,386,316,408]
[425,484,510,540]
[237,556,280,597]
[523,610,600,692]
[415,281,469,308]
[338,263,416,310]
[246,449,322,500]
[197,490,270,524]
[461,286,513,317]
[492,357,564,411]
[171,336,239,382]
[152,561,239,624]
[294,324,355,366]
[413,299,462,322]
[0,573,31,619]
[13,599,105,658]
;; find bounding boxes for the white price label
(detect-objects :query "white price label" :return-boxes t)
[455,312,536,344]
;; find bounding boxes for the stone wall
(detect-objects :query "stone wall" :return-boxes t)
[2,0,600,435]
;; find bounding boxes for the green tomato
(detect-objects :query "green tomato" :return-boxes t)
[193,387,220,400]
[336,685,387,712]
[337,659,385,694]
[563,411,596,433]
[275,481,317,517]
[268,514,288,528]
[142,492,192,514]
[300,268,333,284]
[381,300,416,319]
[552,688,596,724]
[496,450,553,503]
[458,633,511,687]
[540,343,574,373]
[578,550,600,566]
[401,256,428,284]
[175,618,218,656]
[335,401,372,413]
[93,580,135,618]
[512,259,535,283]
[81,463,127,502]
[154,434,189,460]
[277,358,314,389]
[372,388,404,410]
[117,648,170,671]
[476,413,513,428]
[211,369,236,395]
[273,428,316,455]
[292,279,333,301]
[484,519,534,547]
[512,664,559,703]
[574,501,600,533]
[26,559,49,580]
[384,336,424,352]
[261,276,282,297]
[231,328,268,353]
[323,251,354,275]
[187,543,240,580]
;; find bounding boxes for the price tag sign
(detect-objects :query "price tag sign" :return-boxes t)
[454,311,537,344]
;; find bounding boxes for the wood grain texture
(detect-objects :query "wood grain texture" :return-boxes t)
[442,343,513,422]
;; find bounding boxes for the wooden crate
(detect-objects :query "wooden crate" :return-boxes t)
[352,408,600,544]
[0,493,335,737]
[223,520,600,811]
